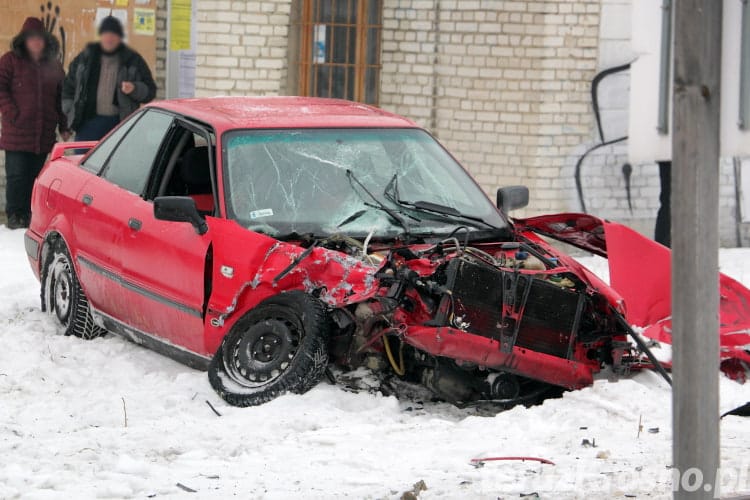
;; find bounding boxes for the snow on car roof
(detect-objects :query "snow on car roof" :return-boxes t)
[147,96,419,131]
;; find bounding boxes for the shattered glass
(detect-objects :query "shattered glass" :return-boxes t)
[223,128,506,238]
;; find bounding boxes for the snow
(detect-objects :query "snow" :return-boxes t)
[0,227,748,499]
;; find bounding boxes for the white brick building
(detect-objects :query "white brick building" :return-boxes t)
[193,0,603,221]
[2,0,748,246]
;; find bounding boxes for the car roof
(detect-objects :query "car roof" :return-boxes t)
[146,96,419,131]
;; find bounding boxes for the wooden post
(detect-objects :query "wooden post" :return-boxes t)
[672,1,722,498]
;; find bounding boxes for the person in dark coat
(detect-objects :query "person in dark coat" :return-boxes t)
[62,16,156,141]
[0,17,69,229]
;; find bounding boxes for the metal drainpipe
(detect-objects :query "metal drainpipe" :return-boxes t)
[429,0,441,135]
[657,0,672,134]
[740,0,750,129]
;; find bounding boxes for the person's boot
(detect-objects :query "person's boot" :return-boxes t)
[7,213,25,230]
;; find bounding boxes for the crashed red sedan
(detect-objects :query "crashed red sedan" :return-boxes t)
[25,97,750,407]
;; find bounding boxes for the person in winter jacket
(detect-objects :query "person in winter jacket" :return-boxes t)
[62,16,156,141]
[0,17,69,230]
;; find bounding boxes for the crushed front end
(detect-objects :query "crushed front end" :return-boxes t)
[327,236,638,405]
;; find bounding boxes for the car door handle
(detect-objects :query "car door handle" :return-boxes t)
[128,218,142,231]
[82,194,93,206]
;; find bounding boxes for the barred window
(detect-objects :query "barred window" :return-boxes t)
[294,0,383,104]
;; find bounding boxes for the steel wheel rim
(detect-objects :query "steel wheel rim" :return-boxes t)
[51,256,73,325]
[224,313,303,388]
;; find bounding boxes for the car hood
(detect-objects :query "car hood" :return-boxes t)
[515,213,750,370]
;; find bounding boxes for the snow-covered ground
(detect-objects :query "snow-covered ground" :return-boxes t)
[0,226,747,500]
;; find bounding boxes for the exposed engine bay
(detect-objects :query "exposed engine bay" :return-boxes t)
[290,231,646,406]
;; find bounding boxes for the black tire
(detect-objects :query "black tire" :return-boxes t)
[41,239,105,340]
[208,291,330,407]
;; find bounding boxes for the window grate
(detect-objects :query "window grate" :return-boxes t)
[294,0,383,104]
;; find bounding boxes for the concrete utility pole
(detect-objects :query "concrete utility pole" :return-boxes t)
[671,1,722,498]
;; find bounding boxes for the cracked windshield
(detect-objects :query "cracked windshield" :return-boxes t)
[224,128,506,239]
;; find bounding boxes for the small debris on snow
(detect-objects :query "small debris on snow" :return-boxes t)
[399,479,427,500]
[205,400,222,417]
[637,414,643,438]
[121,396,128,427]
[581,438,597,448]
[176,482,197,493]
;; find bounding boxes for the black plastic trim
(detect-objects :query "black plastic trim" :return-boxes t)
[24,232,40,260]
[90,308,210,371]
[77,255,203,318]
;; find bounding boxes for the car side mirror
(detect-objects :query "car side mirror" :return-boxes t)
[496,186,529,212]
[154,196,208,235]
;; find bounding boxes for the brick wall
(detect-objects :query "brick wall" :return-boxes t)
[192,0,601,218]
[194,0,293,96]
[379,0,602,217]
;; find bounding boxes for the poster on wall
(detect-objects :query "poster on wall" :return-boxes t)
[133,8,155,35]
[166,0,196,98]
[178,52,196,98]
[170,0,191,51]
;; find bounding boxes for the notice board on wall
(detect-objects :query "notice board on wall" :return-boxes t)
[0,0,156,72]
[165,0,196,98]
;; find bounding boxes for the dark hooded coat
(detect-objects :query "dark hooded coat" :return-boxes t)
[0,30,67,154]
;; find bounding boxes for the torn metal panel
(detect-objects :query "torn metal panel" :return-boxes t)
[517,212,750,374]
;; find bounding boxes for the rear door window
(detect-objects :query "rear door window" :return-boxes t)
[82,112,141,174]
[101,110,174,195]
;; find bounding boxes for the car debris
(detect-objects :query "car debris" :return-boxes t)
[470,457,555,467]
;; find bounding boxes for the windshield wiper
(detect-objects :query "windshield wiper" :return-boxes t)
[405,200,497,229]
[337,209,367,228]
[383,174,497,230]
[345,170,413,236]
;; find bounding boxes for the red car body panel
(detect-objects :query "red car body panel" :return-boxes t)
[204,217,382,356]
[402,325,598,389]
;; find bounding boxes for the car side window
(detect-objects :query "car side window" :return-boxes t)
[101,110,174,195]
[148,124,217,215]
[82,112,141,174]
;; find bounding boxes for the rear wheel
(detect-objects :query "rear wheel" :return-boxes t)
[41,240,105,339]
[208,292,330,407]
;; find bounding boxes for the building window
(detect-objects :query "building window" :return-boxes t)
[295,0,382,104]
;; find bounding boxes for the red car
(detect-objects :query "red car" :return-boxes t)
[25,97,750,407]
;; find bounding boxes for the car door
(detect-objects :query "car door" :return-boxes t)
[75,110,177,327]
[116,117,213,357]
[71,112,143,317]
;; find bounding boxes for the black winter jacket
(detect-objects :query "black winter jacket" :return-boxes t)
[62,43,156,130]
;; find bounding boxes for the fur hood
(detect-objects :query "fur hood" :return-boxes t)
[11,30,60,62]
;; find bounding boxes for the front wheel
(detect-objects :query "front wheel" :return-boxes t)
[41,240,105,340]
[208,291,330,407]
